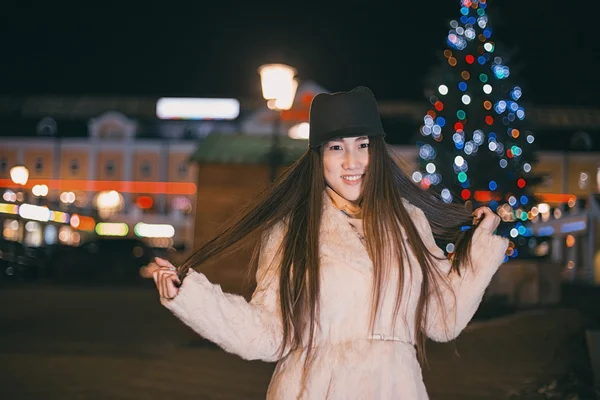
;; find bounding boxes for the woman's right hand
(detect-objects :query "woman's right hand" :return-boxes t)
[147,258,181,300]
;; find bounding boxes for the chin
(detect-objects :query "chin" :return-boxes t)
[336,186,362,203]
[343,193,361,203]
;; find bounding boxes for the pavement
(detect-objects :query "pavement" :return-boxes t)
[0,282,597,399]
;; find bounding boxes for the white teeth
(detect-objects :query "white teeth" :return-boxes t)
[342,175,362,181]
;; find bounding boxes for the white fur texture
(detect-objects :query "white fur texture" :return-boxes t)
[162,194,509,399]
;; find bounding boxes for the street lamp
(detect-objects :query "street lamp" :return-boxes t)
[258,63,298,181]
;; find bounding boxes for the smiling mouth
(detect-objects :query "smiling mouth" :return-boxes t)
[341,174,364,184]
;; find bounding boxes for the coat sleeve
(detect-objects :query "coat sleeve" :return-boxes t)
[410,204,509,342]
[160,223,289,362]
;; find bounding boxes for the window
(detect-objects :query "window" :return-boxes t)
[141,161,151,178]
[35,157,43,174]
[178,162,188,177]
[106,160,115,177]
[70,159,79,175]
[578,172,589,190]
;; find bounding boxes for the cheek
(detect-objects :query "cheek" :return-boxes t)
[362,152,370,167]
[323,165,336,185]
[322,156,338,184]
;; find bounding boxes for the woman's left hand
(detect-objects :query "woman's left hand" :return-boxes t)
[472,206,501,233]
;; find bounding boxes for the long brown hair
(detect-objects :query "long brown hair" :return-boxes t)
[177,135,475,364]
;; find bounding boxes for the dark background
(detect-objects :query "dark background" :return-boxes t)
[1,0,597,106]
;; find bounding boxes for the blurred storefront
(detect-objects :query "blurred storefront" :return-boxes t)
[527,194,600,285]
[0,111,204,253]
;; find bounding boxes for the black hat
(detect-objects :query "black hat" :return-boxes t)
[308,86,386,148]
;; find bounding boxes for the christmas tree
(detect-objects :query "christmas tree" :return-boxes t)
[415,0,542,260]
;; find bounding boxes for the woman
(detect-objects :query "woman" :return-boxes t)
[149,86,509,399]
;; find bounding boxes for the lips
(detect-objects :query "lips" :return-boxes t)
[341,174,364,186]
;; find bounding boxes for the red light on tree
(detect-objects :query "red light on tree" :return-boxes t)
[434,101,444,111]
[517,178,526,188]
[485,116,494,125]
[461,189,471,200]
[454,122,464,131]
[421,177,431,189]
[465,55,475,64]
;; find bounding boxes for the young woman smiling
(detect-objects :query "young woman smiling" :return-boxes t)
[148,86,508,399]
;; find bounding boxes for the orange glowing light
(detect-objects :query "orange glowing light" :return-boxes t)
[474,191,503,202]
[0,179,197,195]
[474,191,492,202]
[566,235,575,248]
[70,214,96,231]
[534,193,577,205]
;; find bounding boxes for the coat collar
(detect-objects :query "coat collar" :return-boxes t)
[319,193,415,274]
[321,192,372,273]
[325,186,362,219]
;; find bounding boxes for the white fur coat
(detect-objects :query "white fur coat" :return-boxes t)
[161,194,509,399]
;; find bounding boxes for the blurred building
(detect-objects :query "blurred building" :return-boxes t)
[0,121,199,250]
[0,99,243,252]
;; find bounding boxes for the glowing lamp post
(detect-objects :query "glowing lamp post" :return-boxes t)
[258,64,298,181]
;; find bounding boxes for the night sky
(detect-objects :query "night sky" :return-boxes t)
[1,0,598,107]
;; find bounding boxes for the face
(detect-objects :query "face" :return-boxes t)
[322,136,370,203]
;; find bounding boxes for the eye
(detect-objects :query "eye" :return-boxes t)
[329,145,342,151]
[360,143,370,149]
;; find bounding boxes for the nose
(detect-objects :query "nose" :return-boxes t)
[342,150,360,170]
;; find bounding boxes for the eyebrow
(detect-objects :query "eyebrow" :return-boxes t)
[329,136,369,143]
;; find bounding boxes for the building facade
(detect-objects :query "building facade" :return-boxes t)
[1,111,198,251]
